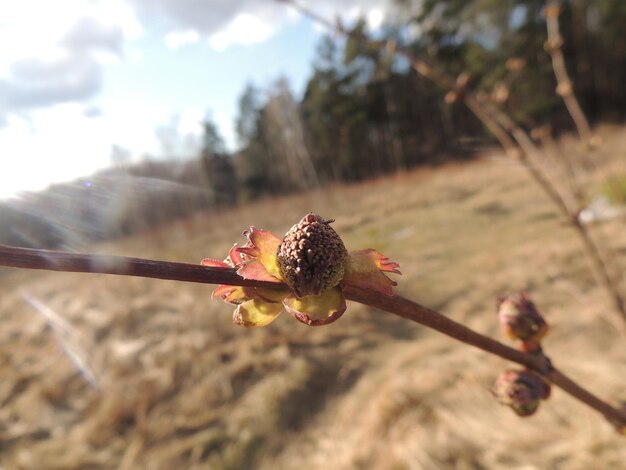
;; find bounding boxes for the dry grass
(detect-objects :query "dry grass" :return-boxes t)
[1,125,625,469]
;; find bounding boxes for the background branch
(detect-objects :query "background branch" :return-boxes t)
[545,0,593,146]
[277,0,626,330]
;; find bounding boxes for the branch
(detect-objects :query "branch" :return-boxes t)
[545,1,593,146]
[1,244,624,431]
[0,244,269,288]
[344,285,626,430]
[276,0,626,330]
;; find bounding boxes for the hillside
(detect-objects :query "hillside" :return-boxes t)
[0,158,214,249]
[1,125,625,469]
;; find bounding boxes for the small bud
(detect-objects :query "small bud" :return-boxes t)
[505,57,526,72]
[544,37,563,52]
[445,73,470,105]
[493,369,551,417]
[491,82,510,104]
[543,4,562,20]
[475,91,489,103]
[456,72,470,89]
[556,81,573,97]
[277,213,348,297]
[414,62,431,78]
[497,292,548,350]
[530,125,550,141]
[445,90,459,104]
[588,135,603,149]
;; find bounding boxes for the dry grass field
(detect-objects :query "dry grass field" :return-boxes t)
[1,125,625,469]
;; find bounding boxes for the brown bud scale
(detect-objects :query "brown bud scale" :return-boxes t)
[493,369,551,417]
[277,213,348,297]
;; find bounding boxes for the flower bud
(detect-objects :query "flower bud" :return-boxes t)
[493,369,551,417]
[277,213,348,297]
[497,292,548,350]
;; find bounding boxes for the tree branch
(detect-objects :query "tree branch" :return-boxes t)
[545,0,593,146]
[276,0,626,330]
[0,244,268,288]
[1,244,624,431]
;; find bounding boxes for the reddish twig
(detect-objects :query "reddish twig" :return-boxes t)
[1,244,624,431]
[0,244,269,288]
[345,286,626,430]
[342,285,548,372]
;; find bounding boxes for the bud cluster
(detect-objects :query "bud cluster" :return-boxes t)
[492,292,552,417]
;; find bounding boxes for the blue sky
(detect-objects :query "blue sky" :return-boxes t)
[0,0,387,199]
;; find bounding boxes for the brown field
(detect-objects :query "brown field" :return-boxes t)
[1,125,625,469]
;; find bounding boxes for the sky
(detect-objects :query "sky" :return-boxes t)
[0,0,388,199]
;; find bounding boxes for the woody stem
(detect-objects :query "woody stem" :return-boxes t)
[1,244,624,431]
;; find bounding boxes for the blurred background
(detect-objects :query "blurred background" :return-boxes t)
[1,1,625,468]
[1,0,625,248]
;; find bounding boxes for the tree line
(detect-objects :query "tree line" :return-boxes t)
[209,0,625,200]
[3,0,624,249]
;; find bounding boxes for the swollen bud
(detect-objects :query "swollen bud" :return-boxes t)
[492,369,551,417]
[277,213,348,297]
[497,292,548,351]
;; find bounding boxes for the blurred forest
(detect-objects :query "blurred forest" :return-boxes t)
[2,0,625,248]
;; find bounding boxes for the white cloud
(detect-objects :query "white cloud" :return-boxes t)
[0,0,141,68]
[0,0,391,198]
[0,100,189,198]
[177,108,205,136]
[208,13,275,51]
[0,0,388,119]
[0,0,142,118]
[0,1,83,74]
[129,0,388,52]
[165,30,200,49]
[367,8,385,30]
[92,0,143,41]
[0,105,112,198]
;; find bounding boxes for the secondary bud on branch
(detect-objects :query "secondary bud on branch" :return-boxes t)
[456,72,470,89]
[493,369,551,417]
[497,292,548,352]
[505,57,526,72]
[556,80,573,97]
[543,3,562,20]
[544,37,563,53]
[491,82,510,104]
[446,73,471,104]
[530,125,551,141]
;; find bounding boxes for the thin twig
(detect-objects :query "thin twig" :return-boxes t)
[545,0,593,146]
[342,285,548,372]
[343,285,626,430]
[543,0,626,321]
[1,244,624,431]
[277,0,626,330]
[483,101,626,328]
[534,127,586,205]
